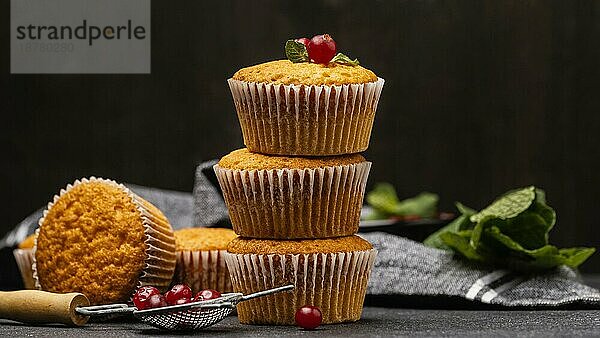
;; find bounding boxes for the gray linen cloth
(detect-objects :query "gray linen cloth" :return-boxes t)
[3,162,600,308]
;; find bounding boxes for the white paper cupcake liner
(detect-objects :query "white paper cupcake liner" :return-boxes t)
[224,248,377,325]
[175,249,232,293]
[214,161,371,239]
[13,248,35,289]
[228,77,385,156]
[32,177,177,304]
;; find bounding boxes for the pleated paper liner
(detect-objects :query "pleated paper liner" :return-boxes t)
[174,249,233,294]
[32,177,177,304]
[13,248,35,289]
[225,249,377,325]
[214,161,371,239]
[228,77,385,156]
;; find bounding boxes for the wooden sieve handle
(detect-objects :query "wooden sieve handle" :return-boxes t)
[0,290,90,326]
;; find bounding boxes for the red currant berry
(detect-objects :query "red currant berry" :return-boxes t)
[195,289,221,301]
[295,305,322,330]
[146,294,168,309]
[175,298,192,305]
[295,37,310,47]
[133,286,160,310]
[307,34,337,64]
[165,284,193,305]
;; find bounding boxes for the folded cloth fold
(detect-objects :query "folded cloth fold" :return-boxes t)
[2,161,600,309]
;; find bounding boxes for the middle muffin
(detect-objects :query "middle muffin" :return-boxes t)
[213,148,371,239]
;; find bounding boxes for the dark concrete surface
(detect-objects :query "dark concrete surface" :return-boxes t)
[1,307,599,337]
[1,276,598,337]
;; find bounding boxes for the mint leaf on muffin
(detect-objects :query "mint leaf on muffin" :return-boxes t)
[331,53,360,66]
[285,40,310,63]
[285,35,360,65]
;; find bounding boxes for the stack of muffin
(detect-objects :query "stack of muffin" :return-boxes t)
[215,59,385,324]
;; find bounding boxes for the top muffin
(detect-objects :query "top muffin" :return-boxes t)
[227,36,384,156]
[232,60,378,86]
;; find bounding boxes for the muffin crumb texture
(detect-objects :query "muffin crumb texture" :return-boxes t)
[175,227,237,251]
[227,235,373,255]
[218,148,365,171]
[232,60,378,86]
[35,181,147,305]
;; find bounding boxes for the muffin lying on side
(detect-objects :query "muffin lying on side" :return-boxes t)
[33,177,177,305]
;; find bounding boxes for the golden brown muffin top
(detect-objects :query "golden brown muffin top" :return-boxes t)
[227,235,372,255]
[232,60,378,86]
[218,148,366,171]
[35,180,147,305]
[175,227,237,251]
[18,234,36,249]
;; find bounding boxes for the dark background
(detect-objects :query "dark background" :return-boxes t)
[2,1,599,271]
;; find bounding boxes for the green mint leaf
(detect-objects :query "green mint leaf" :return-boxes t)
[532,202,556,229]
[535,188,547,205]
[559,247,596,268]
[428,185,595,271]
[456,202,476,216]
[366,183,438,218]
[483,227,595,271]
[470,215,503,249]
[361,208,389,221]
[440,231,486,262]
[423,202,475,249]
[531,189,556,229]
[483,227,561,271]
[331,52,360,66]
[424,214,471,249]
[285,40,309,63]
[508,247,565,271]
[366,183,400,216]
[470,186,536,223]
[395,192,439,218]
[495,211,551,249]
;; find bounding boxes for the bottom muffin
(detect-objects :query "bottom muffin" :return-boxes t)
[224,236,376,325]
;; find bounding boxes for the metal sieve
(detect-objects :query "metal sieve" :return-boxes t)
[76,284,294,330]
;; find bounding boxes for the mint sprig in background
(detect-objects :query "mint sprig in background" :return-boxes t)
[424,186,596,271]
[365,182,439,220]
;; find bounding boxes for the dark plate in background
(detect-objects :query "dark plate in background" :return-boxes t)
[359,207,455,242]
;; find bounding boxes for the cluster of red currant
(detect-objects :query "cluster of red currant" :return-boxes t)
[295,34,337,64]
[132,284,221,310]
